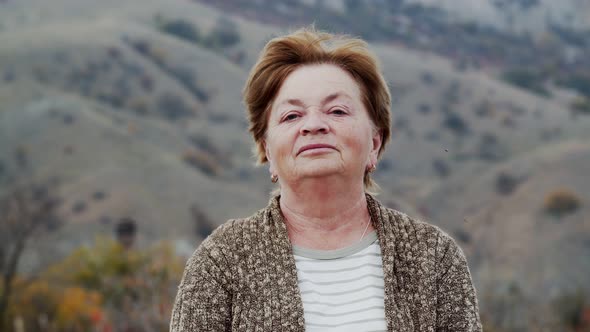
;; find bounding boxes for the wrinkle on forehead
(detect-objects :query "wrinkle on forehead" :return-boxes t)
[275,92,355,111]
[271,64,363,111]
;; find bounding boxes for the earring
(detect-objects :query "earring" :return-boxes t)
[367,164,377,173]
[271,174,279,183]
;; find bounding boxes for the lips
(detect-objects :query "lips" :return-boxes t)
[297,144,336,155]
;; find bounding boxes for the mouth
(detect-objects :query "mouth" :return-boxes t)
[297,144,336,155]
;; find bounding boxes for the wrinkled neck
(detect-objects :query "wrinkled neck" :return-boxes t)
[278,179,372,249]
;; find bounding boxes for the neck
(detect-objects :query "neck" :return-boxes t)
[279,177,373,250]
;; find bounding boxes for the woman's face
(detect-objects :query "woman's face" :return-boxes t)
[264,64,382,186]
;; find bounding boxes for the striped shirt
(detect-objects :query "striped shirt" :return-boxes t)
[293,231,387,332]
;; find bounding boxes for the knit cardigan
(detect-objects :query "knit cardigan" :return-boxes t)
[170,194,482,331]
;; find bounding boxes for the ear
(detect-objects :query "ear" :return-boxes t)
[263,140,275,174]
[369,129,383,166]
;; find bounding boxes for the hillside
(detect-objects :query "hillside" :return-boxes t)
[197,0,590,113]
[409,0,590,34]
[0,1,276,261]
[1,0,589,329]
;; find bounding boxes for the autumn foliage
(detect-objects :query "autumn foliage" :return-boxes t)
[4,239,184,332]
[544,188,582,217]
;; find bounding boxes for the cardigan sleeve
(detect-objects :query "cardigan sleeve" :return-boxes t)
[435,232,482,332]
[170,236,233,332]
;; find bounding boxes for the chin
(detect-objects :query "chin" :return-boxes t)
[295,162,344,180]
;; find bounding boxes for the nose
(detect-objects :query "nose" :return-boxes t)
[300,112,329,135]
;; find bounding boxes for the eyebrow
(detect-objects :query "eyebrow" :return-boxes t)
[276,92,352,109]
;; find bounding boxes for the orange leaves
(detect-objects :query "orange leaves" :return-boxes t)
[5,239,184,332]
[55,287,103,329]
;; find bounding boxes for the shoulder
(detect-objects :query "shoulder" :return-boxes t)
[187,207,267,264]
[196,209,266,254]
[180,208,268,289]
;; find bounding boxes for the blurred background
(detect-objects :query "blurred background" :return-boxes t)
[1,0,589,331]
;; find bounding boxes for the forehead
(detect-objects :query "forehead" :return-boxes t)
[273,64,362,107]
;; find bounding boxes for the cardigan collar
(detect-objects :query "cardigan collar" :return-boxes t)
[266,193,414,332]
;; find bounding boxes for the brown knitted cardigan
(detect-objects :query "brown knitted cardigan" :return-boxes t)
[170,194,482,331]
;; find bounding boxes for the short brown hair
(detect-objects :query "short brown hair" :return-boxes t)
[243,27,391,188]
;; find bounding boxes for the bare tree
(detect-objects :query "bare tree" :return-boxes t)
[0,179,61,330]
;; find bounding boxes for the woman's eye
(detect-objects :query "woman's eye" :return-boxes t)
[331,109,347,115]
[283,113,299,121]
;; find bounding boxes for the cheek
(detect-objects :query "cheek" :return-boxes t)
[342,126,371,154]
[267,131,293,162]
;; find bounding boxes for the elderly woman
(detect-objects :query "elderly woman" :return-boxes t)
[171,28,482,331]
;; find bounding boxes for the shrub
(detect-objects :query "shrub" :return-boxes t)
[129,39,150,56]
[159,19,201,44]
[425,131,440,141]
[8,279,56,330]
[228,49,246,65]
[539,126,563,141]
[92,191,107,201]
[420,72,435,85]
[474,100,495,118]
[481,282,529,330]
[378,158,392,172]
[570,97,590,115]
[126,96,150,115]
[501,114,516,128]
[393,115,409,130]
[107,46,121,59]
[417,104,431,114]
[32,65,50,83]
[204,16,241,49]
[454,229,471,244]
[544,188,581,217]
[506,103,526,116]
[2,68,15,82]
[8,239,186,332]
[478,133,507,161]
[191,203,214,239]
[558,74,590,99]
[181,149,220,176]
[71,200,87,214]
[63,145,75,155]
[344,0,364,11]
[14,145,29,169]
[55,287,103,330]
[188,134,219,158]
[156,93,194,120]
[495,171,521,195]
[552,291,589,330]
[96,91,125,108]
[443,112,470,136]
[432,158,450,177]
[148,46,169,66]
[502,68,550,97]
[139,74,154,92]
[63,113,75,125]
[169,67,209,103]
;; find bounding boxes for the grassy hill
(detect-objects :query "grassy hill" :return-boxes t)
[407,0,590,34]
[1,0,589,328]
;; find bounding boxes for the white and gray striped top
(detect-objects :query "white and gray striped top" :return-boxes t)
[293,231,387,332]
